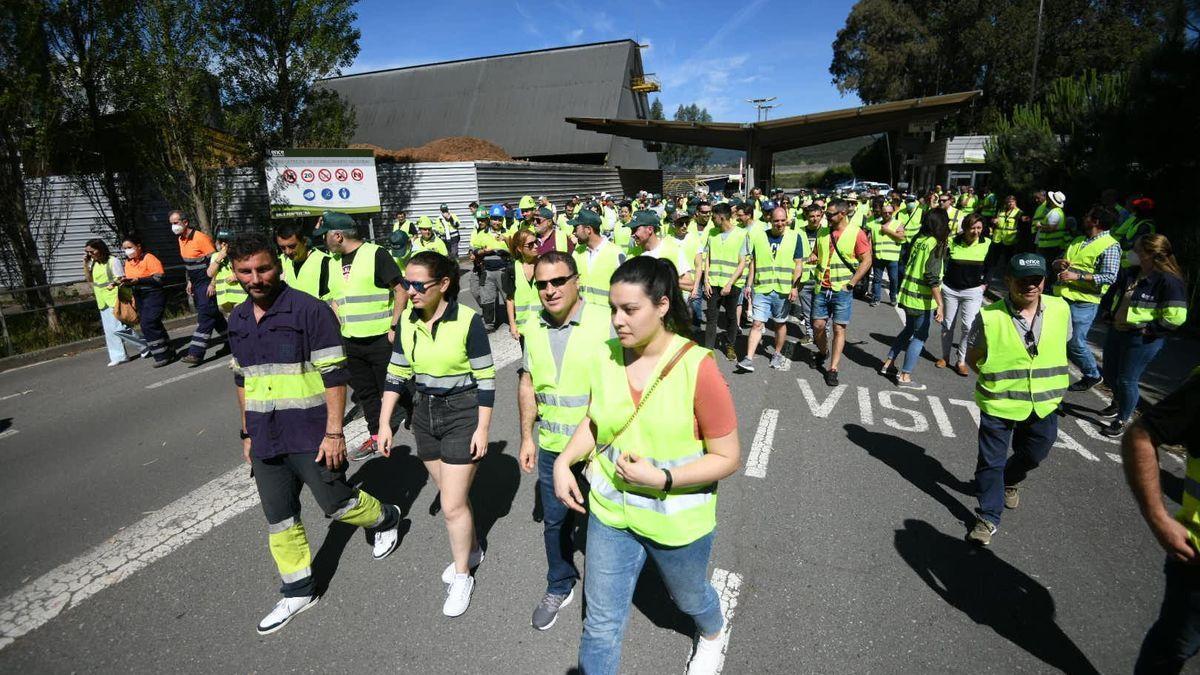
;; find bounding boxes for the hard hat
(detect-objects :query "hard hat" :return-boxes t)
[488,204,506,218]
[416,215,434,230]
[518,195,536,209]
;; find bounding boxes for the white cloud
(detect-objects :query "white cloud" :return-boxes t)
[569,27,584,40]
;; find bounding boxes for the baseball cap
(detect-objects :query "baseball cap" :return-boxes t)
[389,229,411,254]
[474,208,488,220]
[1008,252,1047,278]
[439,203,450,211]
[534,206,554,220]
[568,210,602,229]
[630,210,660,230]
[312,211,356,235]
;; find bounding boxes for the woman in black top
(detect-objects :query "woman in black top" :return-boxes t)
[938,213,991,376]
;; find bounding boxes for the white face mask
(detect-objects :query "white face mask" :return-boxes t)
[171,224,185,235]
[123,248,136,258]
[1126,251,1141,267]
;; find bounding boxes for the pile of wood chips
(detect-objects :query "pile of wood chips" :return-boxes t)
[351,137,513,163]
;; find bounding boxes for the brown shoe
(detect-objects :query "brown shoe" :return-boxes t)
[1004,486,1020,509]
[934,359,947,368]
[967,518,997,546]
[955,363,970,377]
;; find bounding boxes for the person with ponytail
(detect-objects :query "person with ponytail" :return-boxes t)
[552,255,741,675]
[880,209,950,390]
[1097,233,1188,437]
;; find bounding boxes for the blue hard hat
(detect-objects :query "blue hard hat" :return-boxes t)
[489,204,505,218]
[762,200,777,211]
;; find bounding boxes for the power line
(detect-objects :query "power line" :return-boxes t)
[746,97,778,122]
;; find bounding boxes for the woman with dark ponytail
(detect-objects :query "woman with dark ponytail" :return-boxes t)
[553,255,741,674]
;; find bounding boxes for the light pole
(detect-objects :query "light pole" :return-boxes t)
[746,97,778,122]
[1029,0,1045,103]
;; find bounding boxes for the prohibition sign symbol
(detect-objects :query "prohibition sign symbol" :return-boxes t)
[283,169,297,183]
[317,168,332,182]
[351,168,364,181]
[334,168,348,181]
[300,169,315,182]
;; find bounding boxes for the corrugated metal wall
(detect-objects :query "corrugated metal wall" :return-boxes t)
[376,162,479,255]
[475,161,622,207]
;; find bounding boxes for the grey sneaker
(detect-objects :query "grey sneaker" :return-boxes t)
[347,437,378,462]
[531,587,575,630]
[1004,486,1020,509]
[769,354,787,369]
[967,518,997,546]
[735,357,755,372]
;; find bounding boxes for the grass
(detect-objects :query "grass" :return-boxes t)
[1,289,192,356]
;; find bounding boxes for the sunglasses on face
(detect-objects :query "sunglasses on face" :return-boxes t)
[825,211,839,217]
[520,241,538,250]
[401,277,440,293]
[534,273,577,291]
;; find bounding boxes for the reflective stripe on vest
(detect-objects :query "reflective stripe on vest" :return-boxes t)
[993,208,1021,245]
[588,334,716,546]
[974,296,1070,420]
[899,235,941,311]
[91,259,119,310]
[524,303,611,453]
[282,249,330,301]
[1036,206,1067,249]
[573,241,623,308]
[511,262,540,336]
[1054,233,1118,304]
[330,242,394,338]
[815,223,862,288]
[867,218,902,262]
[705,226,749,287]
[750,228,799,295]
[389,303,494,391]
[215,264,248,312]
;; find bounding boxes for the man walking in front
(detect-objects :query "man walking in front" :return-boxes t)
[965,253,1071,546]
[171,210,227,366]
[226,232,402,635]
[810,199,871,386]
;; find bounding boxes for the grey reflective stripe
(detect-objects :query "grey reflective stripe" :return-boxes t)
[708,259,737,268]
[310,346,344,363]
[93,281,110,288]
[415,373,474,388]
[974,384,1066,403]
[342,293,391,304]
[536,393,590,407]
[389,351,411,366]
[1186,476,1200,502]
[181,256,207,263]
[537,420,579,436]
[477,379,496,391]
[147,339,165,347]
[244,394,326,412]
[580,285,608,297]
[188,339,208,348]
[978,366,1069,382]
[468,355,494,370]
[344,310,394,323]
[268,517,297,534]
[591,472,714,515]
[241,362,315,377]
[606,445,705,470]
[515,304,539,313]
[280,567,312,583]
[330,496,359,520]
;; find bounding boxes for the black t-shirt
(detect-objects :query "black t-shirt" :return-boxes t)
[1141,371,1200,456]
[340,246,403,289]
[287,254,331,298]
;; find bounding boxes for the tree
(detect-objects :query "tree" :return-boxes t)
[658,103,712,170]
[649,97,665,121]
[830,0,1173,130]
[207,0,360,155]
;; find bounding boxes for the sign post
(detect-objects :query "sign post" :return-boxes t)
[264,149,381,218]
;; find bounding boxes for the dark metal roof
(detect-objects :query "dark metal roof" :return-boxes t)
[566,91,982,151]
[320,40,658,169]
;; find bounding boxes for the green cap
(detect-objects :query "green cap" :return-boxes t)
[630,209,660,230]
[312,211,356,235]
[534,206,554,220]
[389,229,411,254]
[664,203,676,214]
[439,203,450,211]
[1008,252,1047,278]
[214,226,235,241]
[518,195,536,209]
[568,209,602,229]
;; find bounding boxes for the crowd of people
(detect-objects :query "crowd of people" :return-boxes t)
[83,181,1195,673]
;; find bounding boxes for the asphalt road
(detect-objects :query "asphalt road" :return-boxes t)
[0,284,1196,674]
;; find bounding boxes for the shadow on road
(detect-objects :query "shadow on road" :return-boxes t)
[470,441,520,542]
[630,558,695,638]
[844,423,976,527]
[895,519,1100,675]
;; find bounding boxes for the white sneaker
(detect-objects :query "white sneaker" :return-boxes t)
[372,505,402,560]
[443,574,474,617]
[686,621,728,675]
[256,595,319,635]
[440,545,484,583]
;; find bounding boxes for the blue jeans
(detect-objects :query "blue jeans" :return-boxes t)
[537,449,580,594]
[887,309,933,374]
[578,515,723,675]
[871,259,899,302]
[811,287,853,325]
[1066,300,1101,379]
[1102,328,1164,422]
[689,293,704,328]
[974,411,1057,526]
[1135,559,1200,674]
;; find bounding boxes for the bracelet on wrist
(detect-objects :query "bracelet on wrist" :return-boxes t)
[662,468,673,492]
[324,432,345,439]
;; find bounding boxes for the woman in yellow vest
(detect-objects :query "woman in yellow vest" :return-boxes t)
[989,194,1021,268]
[552,256,741,675]
[377,251,495,619]
[880,209,949,390]
[84,238,139,366]
[505,229,540,342]
[1097,234,1188,437]
[938,213,991,376]
[207,228,250,316]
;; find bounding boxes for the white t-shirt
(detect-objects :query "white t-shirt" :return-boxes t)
[640,240,693,276]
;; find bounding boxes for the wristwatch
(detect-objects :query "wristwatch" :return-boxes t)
[239,430,250,440]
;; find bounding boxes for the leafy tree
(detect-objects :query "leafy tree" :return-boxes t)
[207,0,360,154]
[649,97,665,121]
[658,103,712,170]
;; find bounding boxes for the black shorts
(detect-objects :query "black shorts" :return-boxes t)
[412,389,478,464]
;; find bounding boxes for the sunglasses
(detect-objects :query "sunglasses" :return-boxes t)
[534,217,550,224]
[401,277,441,293]
[534,274,577,291]
[1024,328,1039,357]
[824,211,840,217]
[520,241,538,250]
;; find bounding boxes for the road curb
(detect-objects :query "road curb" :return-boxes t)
[0,313,199,373]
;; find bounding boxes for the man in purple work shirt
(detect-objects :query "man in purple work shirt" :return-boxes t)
[226,232,402,636]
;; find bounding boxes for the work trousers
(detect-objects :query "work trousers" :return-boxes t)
[940,285,985,366]
[1135,558,1200,674]
[253,451,398,597]
[345,332,392,436]
[133,285,174,364]
[974,410,1057,526]
[187,271,227,359]
[476,266,507,329]
[704,286,741,349]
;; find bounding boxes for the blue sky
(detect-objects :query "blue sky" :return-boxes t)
[346,0,861,123]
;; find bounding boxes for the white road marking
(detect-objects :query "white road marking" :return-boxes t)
[0,429,18,441]
[0,390,33,401]
[877,390,929,433]
[145,360,230,389]
[1106,452,1123,464]
[796,378,846,418]
[927,395,956,438]
[744,409,779,478]
[856,386,874,425]
[1054,428,1100,462]
[1074,418,1120,445]
[0,332,522,651]
[948,398,981,427]
[689,568,743,674]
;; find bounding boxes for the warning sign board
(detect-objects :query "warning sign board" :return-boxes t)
[264,149,381,218]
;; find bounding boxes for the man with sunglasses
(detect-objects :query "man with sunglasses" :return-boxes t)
[810,199,871,386]
[964,253,1072,546]
[532,206,568,255]
[517,251,611,630]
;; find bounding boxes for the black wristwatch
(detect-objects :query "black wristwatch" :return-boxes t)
[239,430,250,440]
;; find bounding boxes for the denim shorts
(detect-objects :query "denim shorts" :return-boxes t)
[812,287,853,325]
[752,291,789,323]
[411,389,478,465]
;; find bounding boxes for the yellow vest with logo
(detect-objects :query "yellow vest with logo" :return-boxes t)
[974,296,1070,420]
[523,303,611,452]
[329,242,394,338]
[282,249,330,301]
[588,334,717,546]
[1054,233,1118,304]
